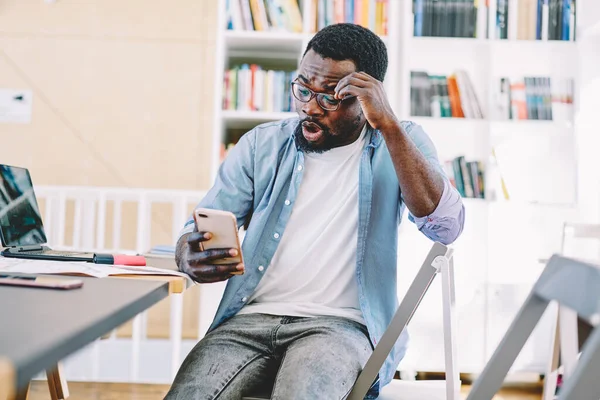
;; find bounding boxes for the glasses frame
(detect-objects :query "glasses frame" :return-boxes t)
[290,81,355,111]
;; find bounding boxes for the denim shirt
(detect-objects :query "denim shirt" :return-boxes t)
[181,117,465,395]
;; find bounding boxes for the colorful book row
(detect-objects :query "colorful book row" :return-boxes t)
[223,65,296,113]
[492,76,574,121]
[411,70,484,119]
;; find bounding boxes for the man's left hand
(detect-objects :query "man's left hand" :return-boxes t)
[334,71,398,132]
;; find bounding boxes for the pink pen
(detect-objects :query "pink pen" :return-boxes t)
[93,253,146,266]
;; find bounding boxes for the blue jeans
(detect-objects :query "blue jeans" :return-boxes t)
[164,313,373,400]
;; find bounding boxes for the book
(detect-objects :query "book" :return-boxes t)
[223,65,297,113]
[494,76,574,121]
[410,70,482,119]
[445,155,485,198]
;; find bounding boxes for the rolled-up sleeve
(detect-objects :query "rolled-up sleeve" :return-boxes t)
[409,178,465,245]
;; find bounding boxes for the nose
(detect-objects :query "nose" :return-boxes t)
[300,95,324,118]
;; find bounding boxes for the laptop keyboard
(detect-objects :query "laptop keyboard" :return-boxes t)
[22,250,87,257]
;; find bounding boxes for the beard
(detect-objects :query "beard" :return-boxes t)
[293,118,334,154]
[294,114,363,154]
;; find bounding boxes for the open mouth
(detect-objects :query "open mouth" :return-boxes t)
[302,121,324,142]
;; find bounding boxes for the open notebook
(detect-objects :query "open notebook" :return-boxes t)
[0,257,193,284]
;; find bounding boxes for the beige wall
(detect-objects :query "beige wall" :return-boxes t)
[0,0,218,190]
[0,0,220,339]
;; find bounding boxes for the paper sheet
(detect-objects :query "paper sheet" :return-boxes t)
[0,257,194,286]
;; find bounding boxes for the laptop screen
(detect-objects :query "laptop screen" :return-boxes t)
[0,165,47,247]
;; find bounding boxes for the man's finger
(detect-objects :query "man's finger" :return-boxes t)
[336,85,366,100]
[355,71,374,81]
[335,80,370,99]
[186,269,234,283]
[187,231,212,251]
[335,73,370,95]
[187,248,239,264]
[198,274,234,283]
[189,263,245,277]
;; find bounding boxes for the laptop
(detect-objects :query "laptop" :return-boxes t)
[0,164,95,262]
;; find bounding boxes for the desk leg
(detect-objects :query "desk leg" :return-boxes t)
[170,293,184,379]
[1,358,15,400]
[46,363,69,400]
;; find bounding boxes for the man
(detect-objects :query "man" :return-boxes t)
[166,23,465,399]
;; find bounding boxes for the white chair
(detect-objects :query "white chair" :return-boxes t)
[244,242,460,400]
[541,222,600,400]
[33,185,206,382]
[467,254,600,400]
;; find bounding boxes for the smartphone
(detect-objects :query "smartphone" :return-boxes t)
[0,275,84,290]
[193,208,244,270]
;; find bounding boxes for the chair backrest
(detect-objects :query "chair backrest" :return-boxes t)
[347,242,459,400]
[561,222,600,259]
[467,255,600,400]
[558,222,600,378]
[33,185,206,253]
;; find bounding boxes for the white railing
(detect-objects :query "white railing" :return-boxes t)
[33,185,225,384]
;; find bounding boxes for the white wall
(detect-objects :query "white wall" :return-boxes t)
[576,1,600,224]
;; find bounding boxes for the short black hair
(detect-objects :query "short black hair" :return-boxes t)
[303,23,388,82]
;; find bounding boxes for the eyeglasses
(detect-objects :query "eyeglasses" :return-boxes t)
[290,81,355,111]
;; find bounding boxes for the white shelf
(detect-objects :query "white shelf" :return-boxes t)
[410,116,573,126]
[409,116,488,124]
[411,36,487,45]
[412,36,576,47]
[489,38,577,50]
[222,110,296,129]
[225,30,306,58]
[213,0,583,376]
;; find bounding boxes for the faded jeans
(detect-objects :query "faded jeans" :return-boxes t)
[164,313,373,400]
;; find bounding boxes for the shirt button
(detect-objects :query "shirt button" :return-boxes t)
[284,200,291,206]
[242,297,247,302]
[297,165,303,171]
[258,265,264,272]
[273,233,280,239]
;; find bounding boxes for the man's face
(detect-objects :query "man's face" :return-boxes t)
[293,49,366,153]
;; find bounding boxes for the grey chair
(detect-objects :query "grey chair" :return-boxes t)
[244,242,460,400]
[466,254,600,400]
[542,222,600,400]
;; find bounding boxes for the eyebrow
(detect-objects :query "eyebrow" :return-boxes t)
[297,74,338,92]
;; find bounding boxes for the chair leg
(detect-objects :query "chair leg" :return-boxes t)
[466,293,549,400]
[558,306,579,379]
[542,305,561,400]
[557,324,600,400]
[46,363,69,400]
[441,256,460,400]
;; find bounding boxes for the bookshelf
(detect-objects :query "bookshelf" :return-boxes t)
[210,0,581,375]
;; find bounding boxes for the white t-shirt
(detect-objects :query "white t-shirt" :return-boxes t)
[238,125,368,325]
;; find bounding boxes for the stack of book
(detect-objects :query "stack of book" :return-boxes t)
[444,156,485,199]
[223,65,296,113]
[309,0,389,36]
[410,70,484,119]
[226,0,303,32]
[412,0,577,41]
[413,0,479,38]
[496,0,576,41]
[491,76,574,121]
